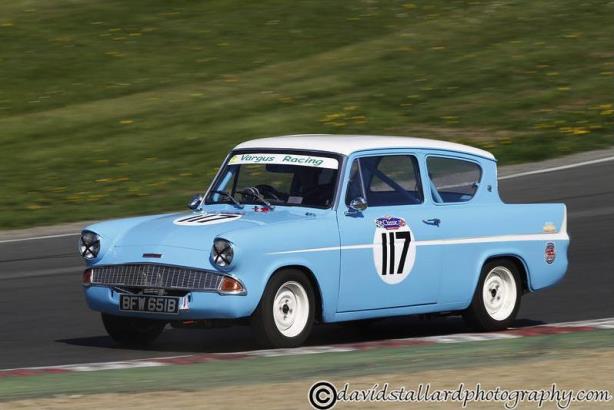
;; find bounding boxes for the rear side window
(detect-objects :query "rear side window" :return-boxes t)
[427,157,481,203]
[345,155,423,206]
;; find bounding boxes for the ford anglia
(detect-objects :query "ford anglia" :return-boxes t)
[79,135,569,347]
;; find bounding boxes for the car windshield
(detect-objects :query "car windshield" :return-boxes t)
[206,152,340,209]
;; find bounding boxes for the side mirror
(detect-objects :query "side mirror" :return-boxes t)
[188,194,204,210]
[348,196,368,213]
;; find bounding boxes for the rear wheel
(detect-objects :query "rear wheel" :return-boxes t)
[101,313,166,346]
[251,269,315,348]
[463,259,522,331]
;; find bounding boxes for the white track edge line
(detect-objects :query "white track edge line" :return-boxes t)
[498,155,614,180]
[0,232,79,244]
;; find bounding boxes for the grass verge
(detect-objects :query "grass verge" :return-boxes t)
[1,328,613,402]
[0,0,613,228]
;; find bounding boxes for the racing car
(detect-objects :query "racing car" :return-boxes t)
[79,135,569,347]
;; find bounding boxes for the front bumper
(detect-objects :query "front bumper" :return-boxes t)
[84,285,255,320]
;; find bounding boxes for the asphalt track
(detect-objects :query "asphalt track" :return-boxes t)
[1,160,613,369]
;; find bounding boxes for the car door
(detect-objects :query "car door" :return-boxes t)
[336,151,443,312]
[423,154,486,304]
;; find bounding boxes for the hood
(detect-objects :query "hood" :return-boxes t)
[113,209,309,251]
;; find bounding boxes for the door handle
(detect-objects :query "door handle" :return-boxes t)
[423,218,441,227]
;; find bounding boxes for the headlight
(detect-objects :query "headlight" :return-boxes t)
[211,238,234,268]
[79,231,100,260]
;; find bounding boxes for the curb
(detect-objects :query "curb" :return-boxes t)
[2,317,613,378]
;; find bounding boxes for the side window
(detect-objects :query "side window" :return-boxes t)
[345,155,423,206]
[427,157,482,203]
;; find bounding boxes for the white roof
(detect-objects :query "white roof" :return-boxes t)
[235,134,495,160]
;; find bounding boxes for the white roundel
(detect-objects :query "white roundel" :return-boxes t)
[173,213,242,226]
[372,217,416,285]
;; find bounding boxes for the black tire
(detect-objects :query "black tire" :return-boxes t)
[251,269,315,348]
[463,259,522,331]
[101,313,166,346]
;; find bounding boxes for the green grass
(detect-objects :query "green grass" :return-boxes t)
[1,329,613,401]
[0,0,613,228]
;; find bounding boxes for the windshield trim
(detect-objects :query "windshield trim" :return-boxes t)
[204,148,345,210]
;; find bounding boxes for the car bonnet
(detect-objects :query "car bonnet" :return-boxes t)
[112,209,308,251]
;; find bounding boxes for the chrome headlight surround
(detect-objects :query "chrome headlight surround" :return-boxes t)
[79,231,101,260]
[211,238,234,269]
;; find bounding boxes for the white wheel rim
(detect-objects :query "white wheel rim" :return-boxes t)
[272,281,309,338]
[482,266,517,321]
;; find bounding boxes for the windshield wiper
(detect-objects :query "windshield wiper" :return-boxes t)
[241,187,274,209]
[209,190,244,209]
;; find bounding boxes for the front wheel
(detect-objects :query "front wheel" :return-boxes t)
[101,313,166,346]
[463,259,522,331]
[251,269,315,348]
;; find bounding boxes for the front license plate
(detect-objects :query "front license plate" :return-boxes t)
[119,295,180,314]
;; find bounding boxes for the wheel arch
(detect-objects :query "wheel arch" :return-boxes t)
[482,254,530,293]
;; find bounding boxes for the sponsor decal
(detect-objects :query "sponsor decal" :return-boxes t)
[375,216,407,231]
[373,216,416,285]
[545,242,556,264]
[228,153,338,169]
[543,222,557,233]
[253,206,271,213]
[173,213,242,226]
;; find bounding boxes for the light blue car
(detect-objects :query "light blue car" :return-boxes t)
[79,135,569,347]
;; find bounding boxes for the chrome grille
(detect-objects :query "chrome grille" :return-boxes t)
[92,264,223,291]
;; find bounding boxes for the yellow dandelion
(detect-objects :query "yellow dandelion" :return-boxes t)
[351,115,368,124]
[223,75,239,83]
[500,137,512,145]
[320,113,343,122]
